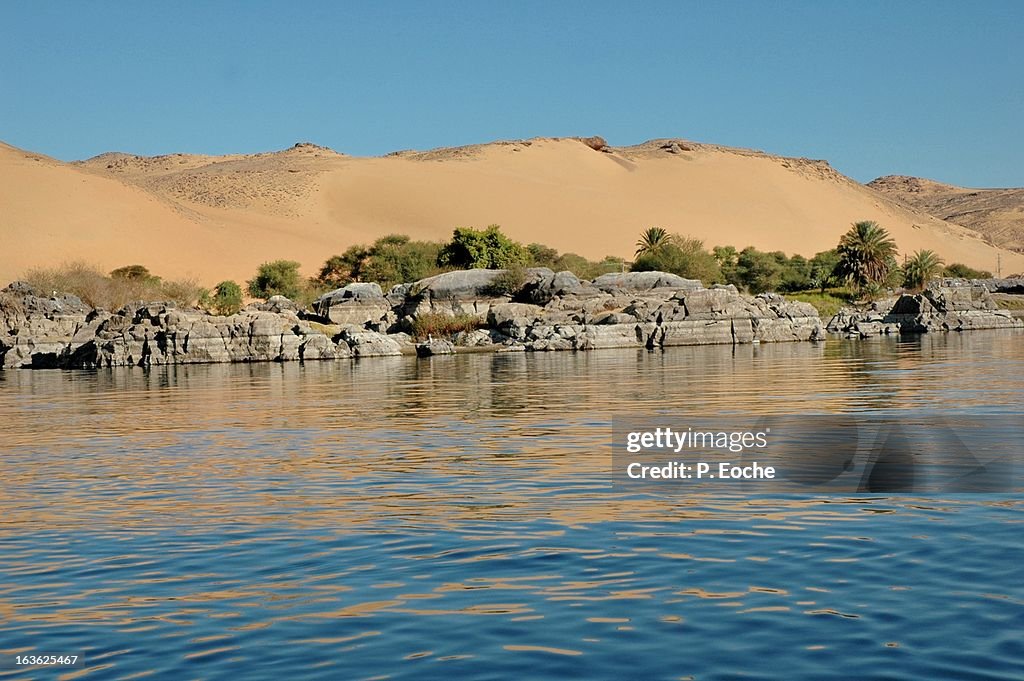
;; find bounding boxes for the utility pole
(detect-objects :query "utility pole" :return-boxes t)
[997,253,1001,278]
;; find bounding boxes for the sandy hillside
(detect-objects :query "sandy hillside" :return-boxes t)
[3,137,1022,286]
[869,175,1024,256]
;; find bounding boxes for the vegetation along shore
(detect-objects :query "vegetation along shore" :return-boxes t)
[2,223,1022,369]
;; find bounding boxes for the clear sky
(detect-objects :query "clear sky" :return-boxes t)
[2,1,1021,186]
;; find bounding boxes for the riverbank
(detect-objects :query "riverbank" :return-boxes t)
[1,269,1021,369]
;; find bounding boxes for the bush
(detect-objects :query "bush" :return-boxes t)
[159,278,203,307]
[632,236,722,284]
[733,247,783,293]
[526,243,560,268]
[24,261,111,306]
[808,249,840,292]
[319,236,445,289]
[110,264,158,282]
[408,313,483,341]
[943,263,992,279]
[23,261,202,309]
[437,225,528,269]
[713,246,740,283]
[485,265,528,297]
[556,253,624,279]
[247,260,304,300]
[201,280,243,315]
[361,235,445,287]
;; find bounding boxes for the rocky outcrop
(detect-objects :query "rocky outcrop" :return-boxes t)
[312,283,391,326]
[0,284,93,368]
[889,284,1022,332]
[592,271,702,293]
[827,282,1023,336]
[402,269,511,319]
[2,270,830,369]
[944,277,1024,295]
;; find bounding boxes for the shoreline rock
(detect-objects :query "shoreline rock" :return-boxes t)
[827,280,1024,337]
[6,271,1019,370]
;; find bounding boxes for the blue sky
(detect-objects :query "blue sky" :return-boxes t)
[2,1,1021,186]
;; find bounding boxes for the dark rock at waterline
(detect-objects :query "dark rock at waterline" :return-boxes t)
[416,339,456,357]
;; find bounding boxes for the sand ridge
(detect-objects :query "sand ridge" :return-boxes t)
[3,136,1022,285]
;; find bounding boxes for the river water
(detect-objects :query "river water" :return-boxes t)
[1,331,1021,680]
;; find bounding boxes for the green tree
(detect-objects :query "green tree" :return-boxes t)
[712,245,740,284]
[635,227,675,257]
[361,235,444,287]
[903,250,945,291]
[318,246,371,287]
[110,264,158,282]
[808,249,840,293]
[834,221,899,293]
[437,225,527,269]
[526,243,560,267]
[735,247,783,293]
[777,253,812,292]
[247,260,303,300]
[203,280,243,315]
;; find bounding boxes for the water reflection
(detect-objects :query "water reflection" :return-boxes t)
[0,331,1021,680]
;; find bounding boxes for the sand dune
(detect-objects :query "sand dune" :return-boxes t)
[869,175,1024,256]
[3,137,1022,286]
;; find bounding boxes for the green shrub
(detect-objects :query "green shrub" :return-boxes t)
[484,265,529,297]
[943,263,992,279]
[361,235,445,287]
[247,260,304,300]
[318,235,446,289]
[408,313,483,341]
[808,249,840,292]
[733,247,783,293]
[526,243,560,268]
[632,236,722,284]
[437,225,528,269]
[201,280,243,315]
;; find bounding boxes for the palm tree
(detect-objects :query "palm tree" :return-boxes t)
[902,249,945,291]
[635,227,676,256]
[834,221,898,293]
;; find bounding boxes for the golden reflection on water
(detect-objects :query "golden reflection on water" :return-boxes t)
[0,331,1021,679]
[0,331,1021,533]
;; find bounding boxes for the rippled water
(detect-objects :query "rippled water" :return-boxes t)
[1,331,1022,680]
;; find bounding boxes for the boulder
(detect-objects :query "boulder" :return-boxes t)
[523,270,600,305]
[487,302,544,328]
[592,271,703,293]
[313,283,391,326]
[416,339,456,357]
[338,327,403,357]
[411,269,505,300]
[258,295,300,313]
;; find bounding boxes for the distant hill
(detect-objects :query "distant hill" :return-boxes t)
[2,137,1021,285]
[869,175,1024,256]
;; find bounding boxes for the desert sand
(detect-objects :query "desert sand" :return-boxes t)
[2,137,1022,286]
